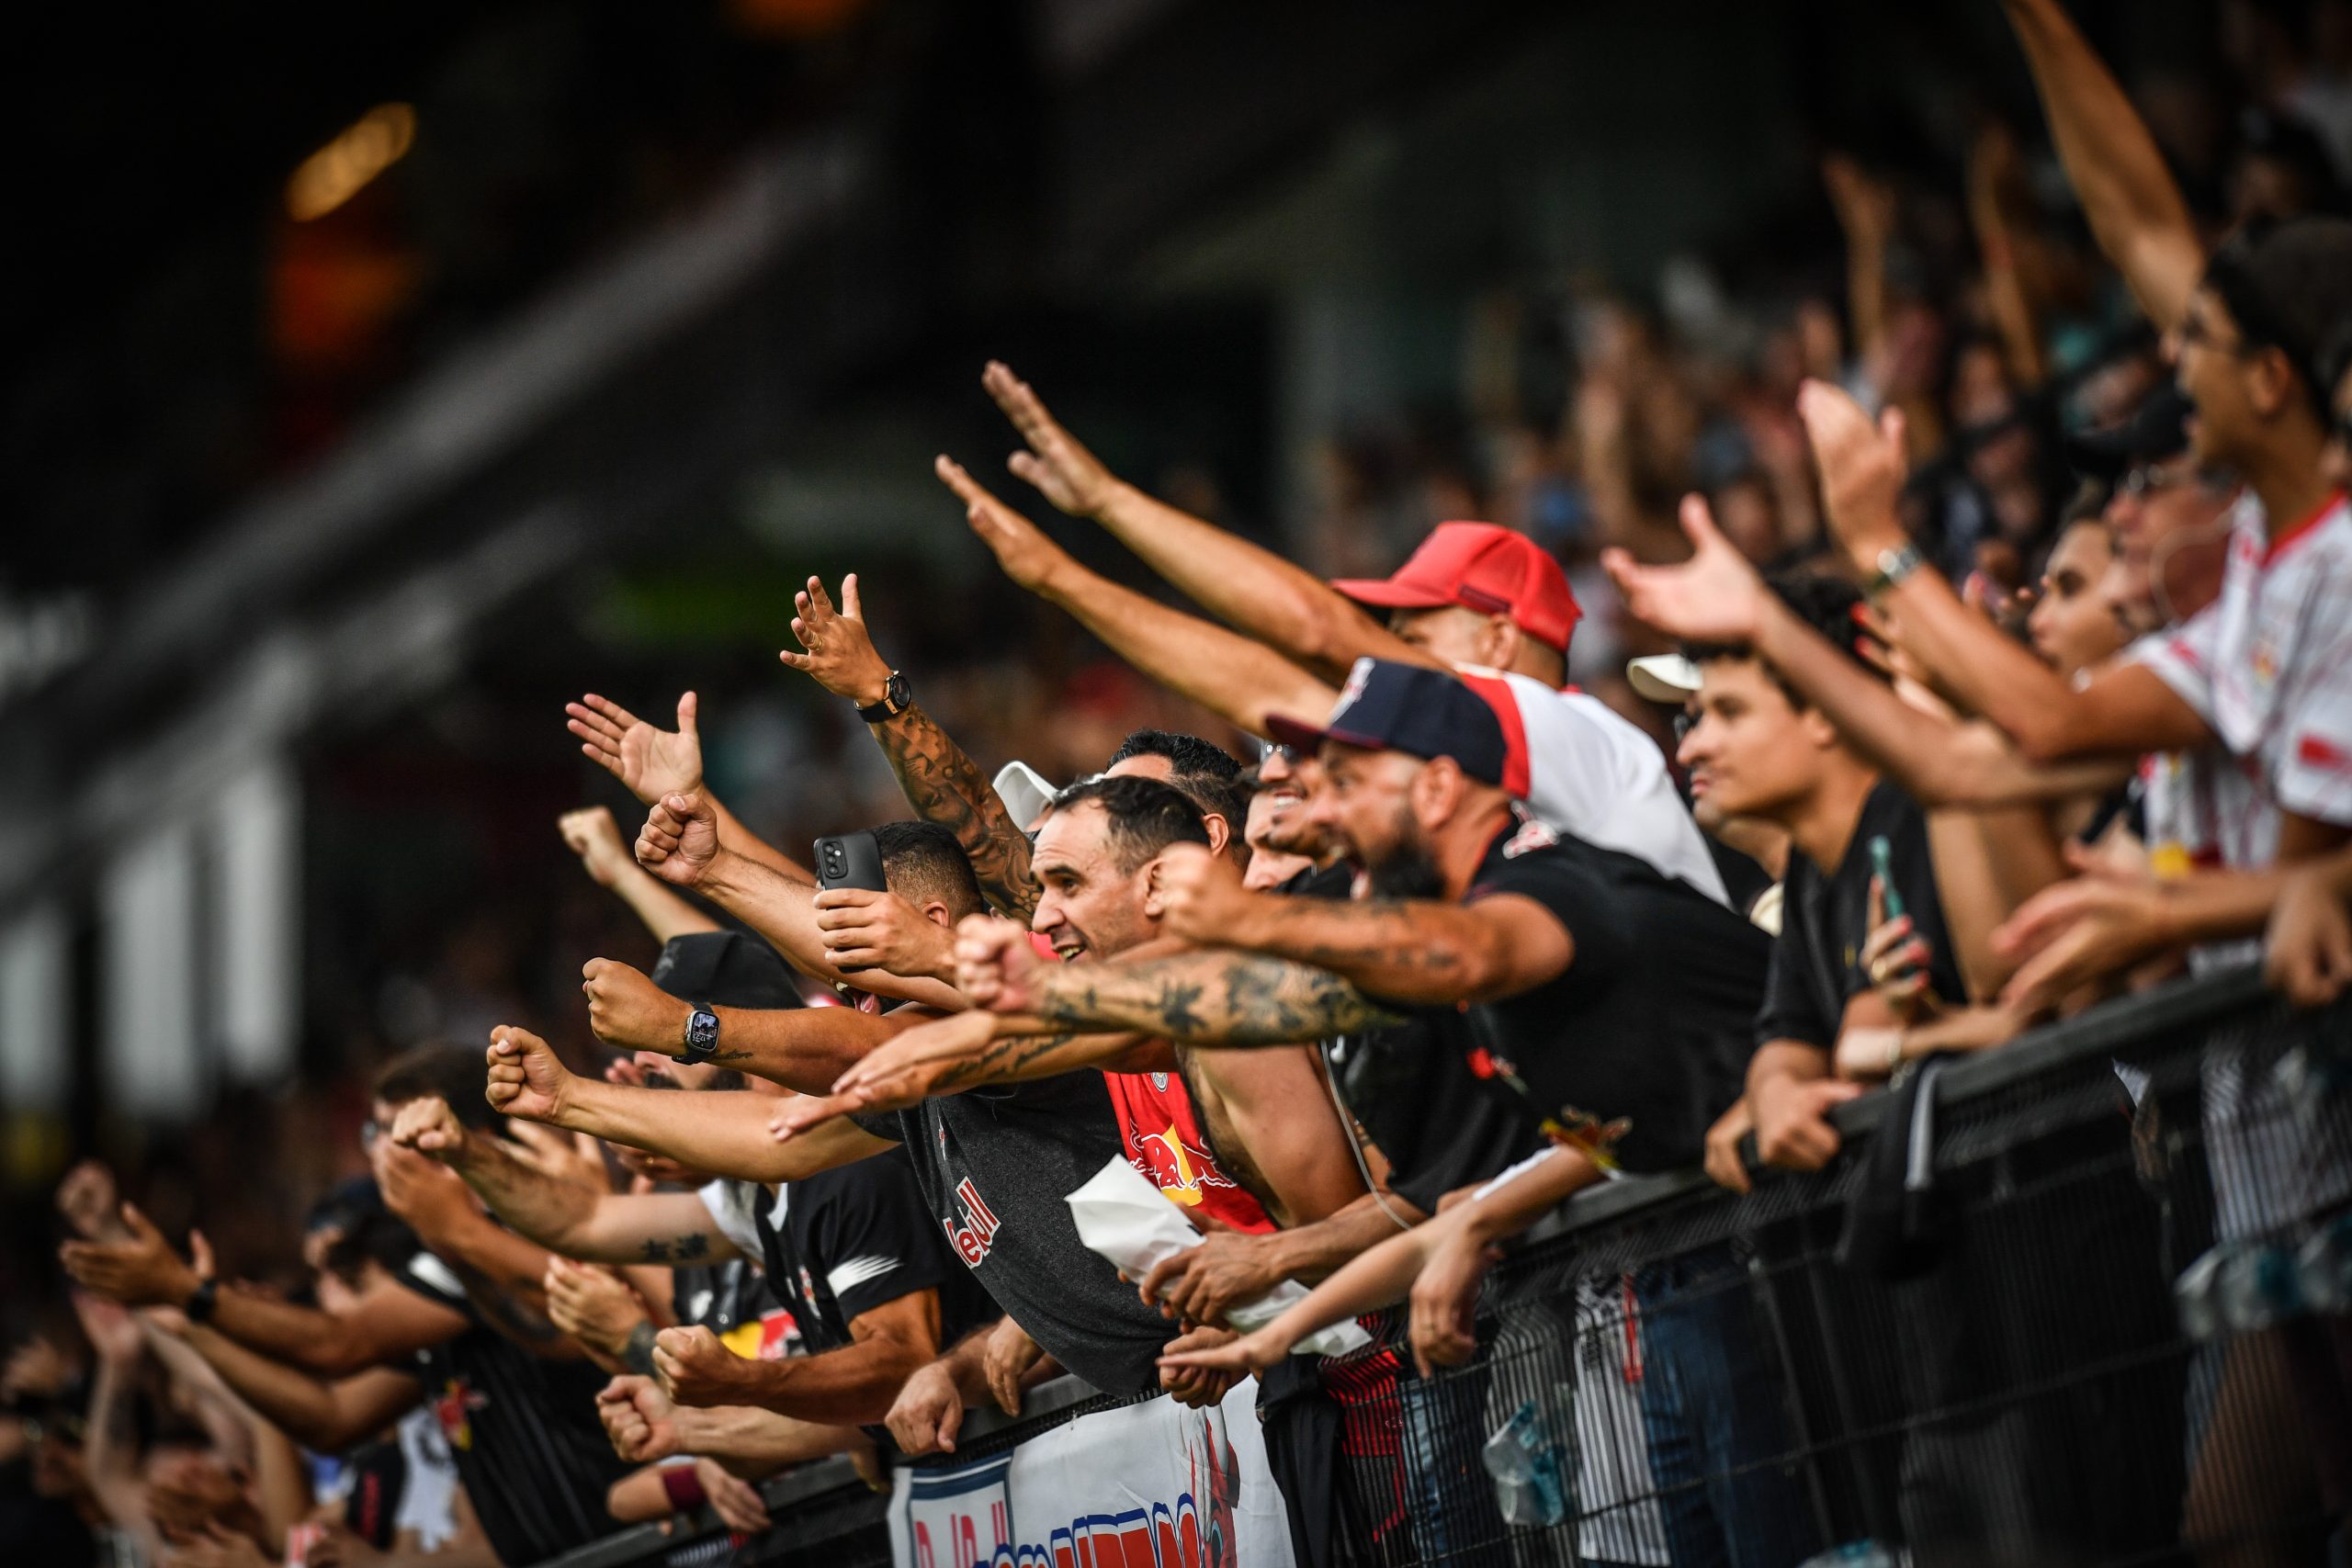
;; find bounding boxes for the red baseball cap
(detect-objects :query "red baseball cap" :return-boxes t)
[1331,522,1581,655]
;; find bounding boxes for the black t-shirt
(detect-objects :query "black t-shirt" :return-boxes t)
[1373,818,1769,1175]
[1754,779,1967,1052]
[390,1252,633,1565]
[1328,1018,1544,1214]
[1283,861,1544,1213]
[854,1072,1176,1393]
[749,1149,997,1356]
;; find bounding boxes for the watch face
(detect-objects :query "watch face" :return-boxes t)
[687,1010,720,1051]
[886,672,911,710]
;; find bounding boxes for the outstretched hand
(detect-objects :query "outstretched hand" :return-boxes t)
[1995,846,2177,1012]
[59,1202,198,1308]
[566,693,704,806]
[1154,1322,1287,1382]
[1600,493,1772,644]
[981,361,1122,519]
[2268,863,2352,1009]
[773,1010,1004,1142]
[780,574,895,706]
[934,457,1076,594]
[1796,379,1910,566]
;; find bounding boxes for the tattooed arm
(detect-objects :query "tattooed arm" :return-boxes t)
[391,1096,744,1269]
[769,1010,1170,1140]
[1021,950,1406,1047]
[867,704,1039,919]
[1158,850,1575,1006]
[776,573,1041,919]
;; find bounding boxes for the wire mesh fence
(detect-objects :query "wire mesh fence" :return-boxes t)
[537,970,2352,1567]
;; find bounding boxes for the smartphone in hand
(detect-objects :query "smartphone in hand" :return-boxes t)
[814,831,888,894]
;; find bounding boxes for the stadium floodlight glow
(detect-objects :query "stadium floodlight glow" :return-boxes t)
[285,103,416,221]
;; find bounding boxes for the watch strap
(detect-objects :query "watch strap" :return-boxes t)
[185,1277,220,1325]
[855,672,910,725]
[1864,542,1926,600]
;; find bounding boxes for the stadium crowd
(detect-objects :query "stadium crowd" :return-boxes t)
[11,0,2352,1562]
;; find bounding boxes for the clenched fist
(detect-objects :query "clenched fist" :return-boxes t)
[637,793,722,888]
[582,958,690,1054]
[650,1325,751,1409]
[485,1026,576,1125]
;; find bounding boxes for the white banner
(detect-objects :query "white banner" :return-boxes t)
[887,1379,1297,1568]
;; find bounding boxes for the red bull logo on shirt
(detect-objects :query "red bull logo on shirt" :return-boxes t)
[943,1178,1002,1266]
[1128,1125,1237,1209]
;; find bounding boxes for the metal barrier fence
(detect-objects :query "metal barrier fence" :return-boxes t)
[536,967,2352,1567]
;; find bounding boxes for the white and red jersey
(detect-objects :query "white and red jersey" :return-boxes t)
[1453,665,1729,905]
[2132,491,2352,834]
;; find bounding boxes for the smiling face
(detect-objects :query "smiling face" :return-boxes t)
[2170,285,2300,468]
[1675,657,1833,826]
[1028,800,1160,962]
[2027,521,2126,678]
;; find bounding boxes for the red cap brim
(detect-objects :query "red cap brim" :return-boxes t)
[1329,576,1458,610]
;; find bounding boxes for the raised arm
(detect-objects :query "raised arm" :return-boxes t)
[579,956,913,1091]
[368,1137,575,1354]
[777,573,1041,919]
[936,460,1340,738]
[1147,842,1572,1006]
[560,807,718,943]
[956,919,1402,1048]
[168,1325,422,1455]
[597,1374,864,1472]
[565,691,812,882]
[634,789,966,1009]
[1998,0,2205,333]
[390,1096,741,1269]
[61,1204,469,1379]
[1607,389,2212,765]
[979,363,1440,682]
[485,1026,899,1184]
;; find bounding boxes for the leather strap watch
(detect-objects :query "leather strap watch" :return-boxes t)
[856,671,912,725]
[185,1277,220,1325]
[1863,541,1926,600]
[682,1003,721,1066]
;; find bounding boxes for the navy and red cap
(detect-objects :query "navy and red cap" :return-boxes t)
[1266,658,1509,786]
[1331,522,1581,656]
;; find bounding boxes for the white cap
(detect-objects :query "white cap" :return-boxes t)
[1625,653,1702,705]
[992,760,1059,832]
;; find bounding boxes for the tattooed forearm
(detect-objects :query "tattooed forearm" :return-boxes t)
[930,1030,1110,1090]
[871,705,1038,919]
[1037,953,1401,1044]
[637,1234,714,1265]
[1241,897,1509,1001]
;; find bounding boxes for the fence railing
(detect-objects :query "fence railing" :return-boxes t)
[532,966,2352,1567]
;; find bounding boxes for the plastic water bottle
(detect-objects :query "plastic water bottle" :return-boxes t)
[2298,1213,2352,1314]
[1482,1391,1574,1528]
[1796,1542,1903,1568]
[2175,1244,2233,1342]
[2217,1243,2306,1331]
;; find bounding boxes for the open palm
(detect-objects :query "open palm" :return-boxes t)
[565,693,703,805]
